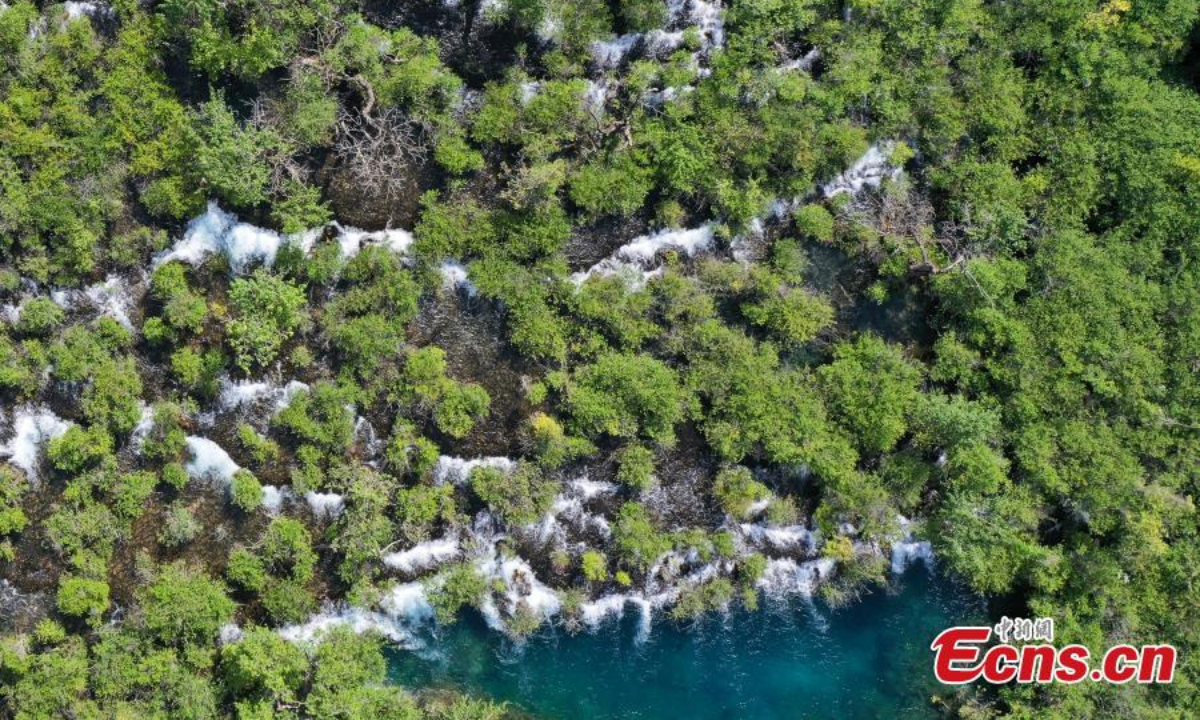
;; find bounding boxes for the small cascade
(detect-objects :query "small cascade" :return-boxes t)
[438,261,477,297]
[156,203,414,274]
[80,275,139,330]
[781,48,821,72]
[0,406,72,481]
[475,550,562,631]
[383,537,461,575]
[890,516,934,574]
[738,523,818,554]
[218,623,243,645]
[572,224,715,286]
[261,485,288,515]
[588,1,723,71]
[330,222,414,259]
[431,455,516,485]
[822,143,903,198]
[757,558,836,597]
[591,34,640,69]
[217,377,309,414]
[305,491,345,520]
[155,203,285,273]
[128,404,154,449]
[278,581,434,646]
[183,436,240,485]
[63,2,112,21]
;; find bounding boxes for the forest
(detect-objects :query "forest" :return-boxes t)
[0,0,1196,717]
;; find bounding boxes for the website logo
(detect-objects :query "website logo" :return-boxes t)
[931,618,1176,684]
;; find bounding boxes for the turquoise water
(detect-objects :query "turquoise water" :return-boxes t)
[388,569,985,719]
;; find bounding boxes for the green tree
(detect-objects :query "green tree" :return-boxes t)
[307,626,421,718]
[426,562,486,625]
[612,502,671,572]
[469,464,557,527]
[230,470,264,512]
[818,336,922,455]
[615,444,656,492]
[188,95,280,208]
[581,550,608,583]
[221,627,308,706]
[227,270,308,372]
[81,358,144,436]
[563,353,686,444]
[56,576,110,626]
[138,563,236,648]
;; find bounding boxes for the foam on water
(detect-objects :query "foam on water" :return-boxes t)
[757,558,836,597]
[306,491,345,520]
[384,582,436,623]
[183,436,240,485]
[279,581,434,646]
[157,204,415,274]
[738,523,818,553]
[261,485,287,515]
[81,276,137,330]
[476,552,562,631]
[218,623,243,645]
[383,537,460,575]
[890,516,934,574]
[591,34,639,68]
[572,224,715,285]
[63,2,110,20]
[218,377,309,413]
[569,476,617,500]
[331,223,415,259]
[0,407,72,481]
[431,455,516,485]
[822,143,903,197]
[438,261,477,297]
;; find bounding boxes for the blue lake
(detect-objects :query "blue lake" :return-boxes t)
[388,569,985,719]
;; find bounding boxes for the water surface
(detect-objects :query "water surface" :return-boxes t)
[388,569,984,719]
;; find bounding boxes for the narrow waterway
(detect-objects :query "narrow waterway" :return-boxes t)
[388,568,985,719]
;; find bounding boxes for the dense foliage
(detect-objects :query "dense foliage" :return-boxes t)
[0,0,1196,717]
